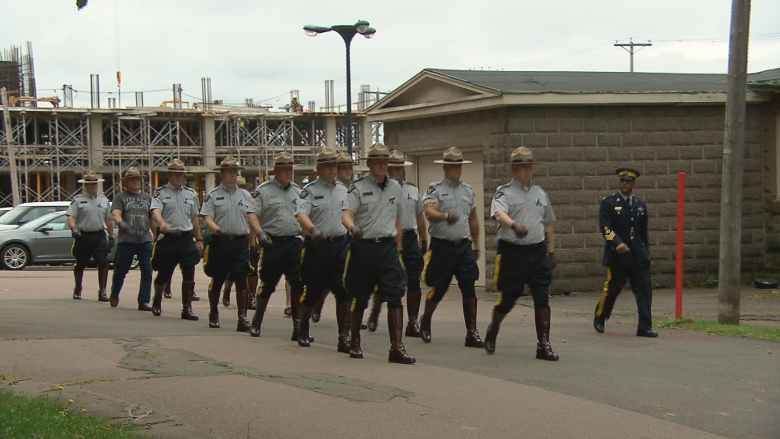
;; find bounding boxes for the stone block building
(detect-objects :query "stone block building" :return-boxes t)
[367,69,780,293]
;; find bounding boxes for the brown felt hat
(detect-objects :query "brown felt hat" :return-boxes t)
[434,147,472,164]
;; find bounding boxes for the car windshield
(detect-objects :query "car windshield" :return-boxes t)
[0,207,31,225]
[17,212,65,230]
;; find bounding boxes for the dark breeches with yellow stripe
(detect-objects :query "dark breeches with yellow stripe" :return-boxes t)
[151,233,199,284]
[203,237,251,290]
[256,237,304,299]
[72,232,110,270]
[300,237,348,307]
[492,240,551,313]
[595,265,653,331]
[343,239,406,312]
[422,238,478,303]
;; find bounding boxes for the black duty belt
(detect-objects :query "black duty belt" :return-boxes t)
[81,230,105,234]
[268,234,298,241]
[164,231,192,237]
[432,237,467,246]
[217,234,246,240]
[402,230,417,236]
[357,237,395,243]
[306,234,346,242]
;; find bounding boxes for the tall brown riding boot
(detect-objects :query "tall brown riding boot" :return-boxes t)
[222,279,233,307]
[152,282,165,316]
[164,282,172,299]
[311,290,327,323]
[97,267,109,302]
[181,281,199,321]
[336,301,351,353]
[419,299,439,343]
[73,269,84,300]
[290,293,302,341]
[247,275,258,310]
[367,293,382,332]
[405,290,422,337]
[463,297,485,348]
[484,309,508,354]
[236,288,251,332]
[297,305,313,347]
[349,310,364,359]
[249,295,269,337]
[387,308,416,364]
[208,283,220,328]
[535,307,559,361]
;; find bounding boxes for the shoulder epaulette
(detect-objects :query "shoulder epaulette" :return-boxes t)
[354,176,367,183]
[292,182,301,189]
[406,181,417,187]
[304,180,317,188]
[462,182,473,189]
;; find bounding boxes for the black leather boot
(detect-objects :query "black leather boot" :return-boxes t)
[297,305,313,347]
[247,275,258,310]
[336,301,350,353]
[164,282,172,299]
[208,283,220,328]
[463,297,485,348]
[73,269,84,300]
[152,282,165,316]
[349,310,364,359]
[419,299,439,343]
[97,267,109,302]
[535,307,559,361]
[236,288,251,332]
[484,308,508,354]
[387,308,416,364]
[405,290,422,337]
[181,281,198,321]
[367,292,382,332]
[249,296,269,337]
[311,290,327,323]
[222,279,233,307]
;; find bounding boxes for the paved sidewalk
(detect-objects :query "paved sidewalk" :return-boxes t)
[0,267,778,438]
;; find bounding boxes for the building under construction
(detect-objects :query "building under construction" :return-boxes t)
[0,105,373,205]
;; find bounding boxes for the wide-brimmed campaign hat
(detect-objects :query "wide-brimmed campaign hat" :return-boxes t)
[388,150,413,167]
[166,159,189,174]
[214,155,245,171]
[77,170,105,183]
[434,147,473,164]
[616,168,641,181]
[273,151,296,168]
[316,147,339,164]
[366,142,391,160]
[511,146,535,164]
[123,167,144,179]
[337,152,354,166]
[237,175,254,191]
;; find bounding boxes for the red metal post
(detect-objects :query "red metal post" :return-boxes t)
[675,172,686,318]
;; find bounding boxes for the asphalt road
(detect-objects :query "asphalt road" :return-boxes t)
[1,265,778,438]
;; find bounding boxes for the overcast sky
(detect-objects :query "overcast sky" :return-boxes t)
[2,0,779,109]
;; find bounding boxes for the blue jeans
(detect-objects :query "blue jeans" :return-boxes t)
[111,242,153,306]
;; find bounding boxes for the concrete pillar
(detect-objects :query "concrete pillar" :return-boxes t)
[360,118,373,158]
[324,115,336,148]
[88,114,105,192]
[202,116,216,193]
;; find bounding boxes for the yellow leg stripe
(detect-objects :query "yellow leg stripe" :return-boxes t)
[342,249,352,294]
[493,254,504,306]
[70,239,75,257]
[202,245,210,274]
[426,287,436,301]
[422,248,433,284]
[208,277,215,292]
[150,240,158,266]
[596,267,612,317]
[257,247,265,292]
[350,297,358,312]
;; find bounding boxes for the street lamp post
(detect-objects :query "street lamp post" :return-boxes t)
[304,20,376,160]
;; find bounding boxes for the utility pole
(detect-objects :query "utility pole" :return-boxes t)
[1,87,22,206]
[718,0,751,325]
[614,38,652,72]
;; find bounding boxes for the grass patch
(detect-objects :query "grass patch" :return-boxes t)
[656,317,780,342]
[683,276,719,288]
[0,390,145,439]
[742,289,780,301]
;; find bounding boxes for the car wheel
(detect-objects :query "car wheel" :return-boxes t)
[1,244,29,270]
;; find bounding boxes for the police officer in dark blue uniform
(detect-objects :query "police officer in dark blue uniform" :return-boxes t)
[594,168,658,338]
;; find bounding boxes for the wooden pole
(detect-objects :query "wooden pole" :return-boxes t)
[1,87,22,206]
[676,172,686,319]
[717,0,751,325]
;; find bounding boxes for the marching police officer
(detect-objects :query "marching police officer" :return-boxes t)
[295,147,350,350]
[419,147,484,348]
[220,175,257,311]
[594,168,658,338]
[149,159,204,320]
[366,150,428,337]
[67,171,114,301]
[201,156,253,331]
[247,152,306,341]
[342,143,415,364]
[309,151,356,323]
[484,147,559,360]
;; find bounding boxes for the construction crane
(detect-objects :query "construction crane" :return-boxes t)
[8,96,60,107]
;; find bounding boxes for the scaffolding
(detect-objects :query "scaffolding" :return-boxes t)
[0,106,368,205]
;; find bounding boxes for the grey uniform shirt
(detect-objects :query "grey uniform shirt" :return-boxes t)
[398,180,424,232]
[200,184,252,236]
[422,178,475,241]
[490,179,555,245]
[296,178,348,237]
[151,183,199,232]
[344,174,403,239]
[251,178,302,237]
[67,193,111,232]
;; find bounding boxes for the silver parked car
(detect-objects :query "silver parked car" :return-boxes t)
[0,201,71,232]
[0,211,136,270]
